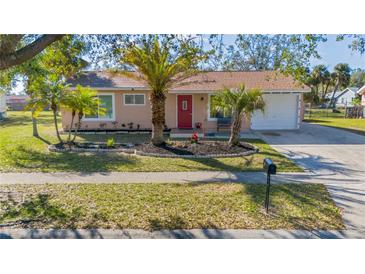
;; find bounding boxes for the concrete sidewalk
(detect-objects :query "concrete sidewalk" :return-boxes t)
[1,170,364,238]
[1,171,364,185]
[1,228,364,239]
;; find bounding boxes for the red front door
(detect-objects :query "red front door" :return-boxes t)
[177,95,192,128]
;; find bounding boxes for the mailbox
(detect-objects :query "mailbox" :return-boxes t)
[263,158,277,175]
[263,158,276,214]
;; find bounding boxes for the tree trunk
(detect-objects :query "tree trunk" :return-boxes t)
[31,110,39,137]
[52,109,63,144]
[71,114,82,142]
[68,111,75,144]
[150,92,166,146]
[329,80,339,109]
[228,112,243,147]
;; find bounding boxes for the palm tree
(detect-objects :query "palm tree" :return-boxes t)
[120,37,203,145]
[329,63,351,108]
[215,84,265,146]
[24,89,46,137]
[62,85,101,144]
[26,75,67,144]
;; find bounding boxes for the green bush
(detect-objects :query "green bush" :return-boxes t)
[106,138,115,148]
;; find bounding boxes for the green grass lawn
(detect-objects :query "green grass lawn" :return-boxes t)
[0,183,344,230]
[304,108,346,119]
[305,117,365,136]
[0,111,302,172]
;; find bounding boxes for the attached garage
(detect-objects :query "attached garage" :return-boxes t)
[250,93,300,130]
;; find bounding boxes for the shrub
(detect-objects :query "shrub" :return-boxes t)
[107,138,115,148]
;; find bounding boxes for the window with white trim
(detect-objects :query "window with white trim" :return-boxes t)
[208,94,232,119]
[85,94,114,120]
[124,94,145,105]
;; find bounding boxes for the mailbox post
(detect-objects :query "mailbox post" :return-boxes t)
[263,158,277,214]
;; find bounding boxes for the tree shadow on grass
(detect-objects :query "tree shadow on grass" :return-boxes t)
[148,215,188,231]
[243,184,344,230]
[35,135,52,145]
[2,145,139,172]
[0,113,53,127]
[188,157,242,171]
[0,193,83,228]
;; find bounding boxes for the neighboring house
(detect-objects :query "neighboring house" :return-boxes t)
[358,85,365,118]
[326,87,359,107]
[358,85,365,107]
[6,95,29,110]
[62,71,309,134]
[0,92,6,120]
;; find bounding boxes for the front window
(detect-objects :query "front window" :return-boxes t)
[85,94,114,120]
[209,95,232,119]
[124,94,145,105]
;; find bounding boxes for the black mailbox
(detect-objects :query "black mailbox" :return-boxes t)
[263,158,276,214]
[263,158,276,175]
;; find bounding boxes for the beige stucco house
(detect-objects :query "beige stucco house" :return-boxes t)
[62,71,309,135]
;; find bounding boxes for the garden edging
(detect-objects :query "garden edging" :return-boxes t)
[48,144,259,158]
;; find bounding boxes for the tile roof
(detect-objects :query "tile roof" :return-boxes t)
[67,70,308,91]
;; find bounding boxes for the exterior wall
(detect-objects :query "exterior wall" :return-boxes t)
[362,93,365,106]
[62,90,153,130]
[300,93,305,121]
[0,94,6,119]
[335,91,357,107]
[61,90,250,132]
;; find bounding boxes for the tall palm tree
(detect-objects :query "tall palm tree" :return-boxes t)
[215,84,265,146]
[62,85,101,143]
[329,63,351,108]
[120,37,203,145]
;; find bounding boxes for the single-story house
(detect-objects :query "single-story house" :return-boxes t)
[6,95,29,111]
[326,87,359,107]
[62,71,309,134]
[0,92,6,120]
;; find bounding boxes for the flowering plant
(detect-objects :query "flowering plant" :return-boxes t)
[191,132,199,144]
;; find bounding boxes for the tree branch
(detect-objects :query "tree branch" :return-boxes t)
[0,34,64,70]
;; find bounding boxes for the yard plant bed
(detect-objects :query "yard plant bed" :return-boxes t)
[50,140,257,158]
[0,111,302,172]
[0,183,344,230]
[135,141,258,158]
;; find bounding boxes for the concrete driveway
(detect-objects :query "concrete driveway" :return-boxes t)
[256,123,365,231]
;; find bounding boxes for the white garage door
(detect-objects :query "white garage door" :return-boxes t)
[251,94,299,130]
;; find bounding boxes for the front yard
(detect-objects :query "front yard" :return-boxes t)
[0,111,302,172]
[0,183,344,230]
[305,117,365,136]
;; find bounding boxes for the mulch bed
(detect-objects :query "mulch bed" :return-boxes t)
[50,141,258,158]
[135,141,257,157]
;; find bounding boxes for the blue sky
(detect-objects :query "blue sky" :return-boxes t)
[311,35,365,69]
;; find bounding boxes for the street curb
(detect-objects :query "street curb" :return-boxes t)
[0,228,364,239]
